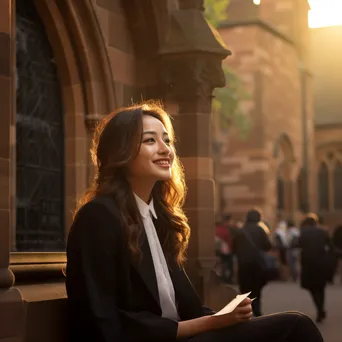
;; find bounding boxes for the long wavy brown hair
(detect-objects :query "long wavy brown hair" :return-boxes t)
[74,101,190,265]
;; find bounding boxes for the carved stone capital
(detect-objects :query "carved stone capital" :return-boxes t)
[161,54,226,103]
[159,8,231,105]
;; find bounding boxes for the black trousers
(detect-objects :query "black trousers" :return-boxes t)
[238,263,266,317]
[188,312,324,342]
[239,285,263,317]
[309,287,325,315]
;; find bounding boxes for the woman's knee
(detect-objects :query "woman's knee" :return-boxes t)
[273,311,315,330]
[284,311,313,323]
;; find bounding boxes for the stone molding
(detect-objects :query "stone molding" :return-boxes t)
[161,55,226,102]
[219,19,295,46]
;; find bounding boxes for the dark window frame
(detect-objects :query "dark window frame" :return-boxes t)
[333,161,342,210]
[15,0,65,253]
[11,0,67,282]
[318,162,329,211]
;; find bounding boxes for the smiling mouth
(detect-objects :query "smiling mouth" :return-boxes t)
[153,159,171,168]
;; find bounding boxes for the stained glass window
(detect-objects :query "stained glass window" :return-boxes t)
[15,0,65,251]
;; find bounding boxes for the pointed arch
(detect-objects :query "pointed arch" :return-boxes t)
[35,0,116,120]
[273,132,296,163]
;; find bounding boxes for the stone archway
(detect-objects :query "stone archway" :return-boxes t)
[36,0,116,119]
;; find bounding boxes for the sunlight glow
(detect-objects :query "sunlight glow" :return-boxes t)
[309,0,342,28]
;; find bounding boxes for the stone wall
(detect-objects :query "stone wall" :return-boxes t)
[218,23,307,226]
[216,0,315,227]
[315,125,342,229]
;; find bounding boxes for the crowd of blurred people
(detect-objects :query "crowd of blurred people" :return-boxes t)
[215,209,342,322]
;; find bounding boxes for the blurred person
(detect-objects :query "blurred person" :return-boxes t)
[235,220,244,229]
[223,214,239,238]
[286,220,300,282]
[299,213,331,323]
[223,214,238,283]
[233,208,273,317]
[274,220,289,280]
[316,216,338,284]
[332,225,342,284]
[215,217,234,284]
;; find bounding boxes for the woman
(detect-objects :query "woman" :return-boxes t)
[66,102,324,342]
[233,209,273,317]
[299,213,331,323]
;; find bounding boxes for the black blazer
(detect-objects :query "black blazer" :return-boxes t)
[299,226,331,290]
[66,198,213,342]
[233,222,272,266]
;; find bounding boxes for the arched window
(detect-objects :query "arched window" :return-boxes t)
[16,0,65,251]
[277,176,285,211]
[297,168,307,212]
[334,161,342,210]
[318,163,329,211]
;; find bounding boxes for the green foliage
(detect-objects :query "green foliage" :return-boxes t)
[213,67,251,139]
[204,0,251,140]
[204,0,231,27]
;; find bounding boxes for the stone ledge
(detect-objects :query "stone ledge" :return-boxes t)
[16,281,66,302]
[16,282,67,342]
[10,252,66,283]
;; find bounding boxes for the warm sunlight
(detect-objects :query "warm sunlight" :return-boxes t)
[309,0,342,28]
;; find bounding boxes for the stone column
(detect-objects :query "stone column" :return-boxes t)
[0,1,25,342]
[0,0,15,291]
[159,3,230,301]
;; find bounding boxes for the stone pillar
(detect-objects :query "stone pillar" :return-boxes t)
[159,3,230,301]
[0,0,15,291]
[0,1,25,341]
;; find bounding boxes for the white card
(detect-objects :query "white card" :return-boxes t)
[213,292,251,316]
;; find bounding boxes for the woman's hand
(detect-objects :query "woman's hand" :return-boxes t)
[209,297,253,329]
[177,298,253,338]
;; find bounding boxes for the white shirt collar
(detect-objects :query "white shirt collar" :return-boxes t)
[134,193,157,219]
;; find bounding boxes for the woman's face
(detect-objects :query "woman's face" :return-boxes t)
[128,115,175,183]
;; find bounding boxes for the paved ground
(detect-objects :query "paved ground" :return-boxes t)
[261,280,342,342]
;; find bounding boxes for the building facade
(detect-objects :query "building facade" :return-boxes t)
[215,0,340,228]
[0,1,233,341]
[311,25,342,228]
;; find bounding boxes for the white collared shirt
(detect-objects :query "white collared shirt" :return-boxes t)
[134,193,179,321]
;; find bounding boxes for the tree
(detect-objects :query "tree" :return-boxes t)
[204,0,231,27]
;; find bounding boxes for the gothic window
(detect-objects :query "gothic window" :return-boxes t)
[277,176,285,211]
[318,163,329,211]
[16,0,65,251]
[297,168,307,212]
[334,161,342,210]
